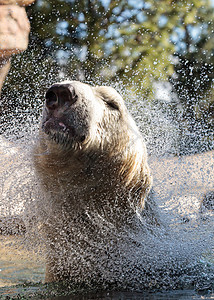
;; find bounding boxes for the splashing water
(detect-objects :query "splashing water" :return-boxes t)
[0,81,213,299]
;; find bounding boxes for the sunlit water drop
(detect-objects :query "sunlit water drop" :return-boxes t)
[0,80,213,299]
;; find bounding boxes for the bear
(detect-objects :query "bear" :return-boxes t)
[33,81,153,283]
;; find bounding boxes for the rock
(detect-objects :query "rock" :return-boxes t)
[0,0,34,93]
[0,0,34,6]
[0,58,10,92]
[0,5,30,56]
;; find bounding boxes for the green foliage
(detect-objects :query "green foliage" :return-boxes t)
[25,0,213,98]
[26,0,128,83]
[25,0,178,92]
[25,0,173,90]
[169,0,214,153]
[2,0,211,93]
[1,0,213,153]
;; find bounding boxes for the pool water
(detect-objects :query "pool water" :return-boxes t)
[0,283,213,299]
[0,236,45,288]
[0,142,213,299]
[0,236,213,299]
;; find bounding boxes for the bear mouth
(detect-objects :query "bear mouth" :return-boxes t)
[48,130,72,147]
[42,119,85,150]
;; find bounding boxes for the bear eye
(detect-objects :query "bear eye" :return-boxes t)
[106,101,119,110]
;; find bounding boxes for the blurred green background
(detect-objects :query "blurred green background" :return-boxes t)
[0,0,213,155]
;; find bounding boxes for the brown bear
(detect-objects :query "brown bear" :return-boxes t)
[33,81,153,283]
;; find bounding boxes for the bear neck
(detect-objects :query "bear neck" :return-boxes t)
[34,138,144,229]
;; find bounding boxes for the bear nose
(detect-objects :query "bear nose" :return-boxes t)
[45,90,58,110]
[45,85,77,110]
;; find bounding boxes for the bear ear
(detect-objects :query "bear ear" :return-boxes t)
[94,86,124,111]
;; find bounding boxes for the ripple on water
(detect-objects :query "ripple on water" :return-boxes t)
[0,96,213,298]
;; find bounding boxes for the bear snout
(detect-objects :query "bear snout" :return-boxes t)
[45,84,78,110]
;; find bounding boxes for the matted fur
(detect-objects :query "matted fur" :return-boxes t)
[33,81,152,282]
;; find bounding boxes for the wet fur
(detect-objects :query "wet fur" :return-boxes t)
[33,81,152,282]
